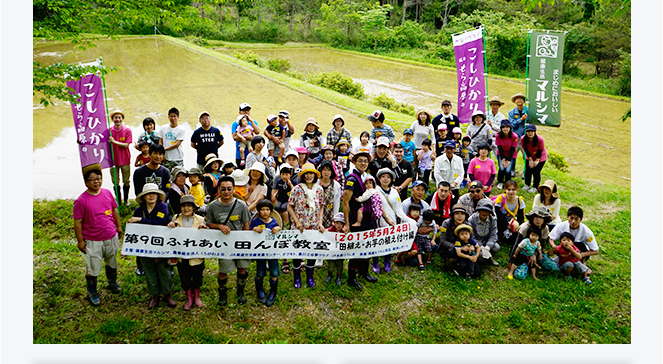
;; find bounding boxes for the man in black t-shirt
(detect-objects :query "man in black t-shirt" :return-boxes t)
[342,151,379,289]
[392,144,414,201]
[190,111,224,171]
[432,100,460,133]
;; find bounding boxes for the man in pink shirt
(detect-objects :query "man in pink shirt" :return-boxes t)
[73,164,123,306]
[108,109,133,206]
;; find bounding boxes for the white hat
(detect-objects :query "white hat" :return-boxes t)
[376,136,390,147]
[244,162,267,184]
[239,102,251,111]
[230,169,249,186]
[136,183,166,204]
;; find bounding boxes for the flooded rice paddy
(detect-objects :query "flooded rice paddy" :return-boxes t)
[33,38,630,199]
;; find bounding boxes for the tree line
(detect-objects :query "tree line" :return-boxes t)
[33,0,631,106]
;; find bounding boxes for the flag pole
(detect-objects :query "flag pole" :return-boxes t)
[99,56,120,205]
[522,31,532,180]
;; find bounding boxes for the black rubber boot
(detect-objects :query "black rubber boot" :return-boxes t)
[86,276,100,306]
[123,185,131,206]
[114,185,122,205]
[346,269,363,290]
[265,279,278,307]
[255,276,266,304]
[237,272,248,305]
[217,277,228,306]
[105,266,120,294]
[359,259,378,283]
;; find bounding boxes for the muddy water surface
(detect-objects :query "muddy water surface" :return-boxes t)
[225,47,631,186]
[34,38,630,199]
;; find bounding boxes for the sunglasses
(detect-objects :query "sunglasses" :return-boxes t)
[470,189,482,193]
[219,187,234,192]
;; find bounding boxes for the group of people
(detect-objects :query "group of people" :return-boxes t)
[73,97,598,309]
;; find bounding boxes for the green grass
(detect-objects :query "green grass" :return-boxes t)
[33,166,630,343]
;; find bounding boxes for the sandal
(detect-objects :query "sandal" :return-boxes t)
[281,260,290,274]
[582,277,593,284]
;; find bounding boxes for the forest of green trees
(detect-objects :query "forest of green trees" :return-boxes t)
[34,0,630,100]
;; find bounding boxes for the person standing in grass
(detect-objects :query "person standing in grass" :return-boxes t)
[326,213,347,285]
[433,140,464,205]
[520,124,548,193]
[486,96,506,157]
[287,163,326,288]
[342,151,379,289]
[467,142,497,196]
[167,195,207,310]
[108,109,133,206]
[159,107,186,172]
[126,183,174,309]
[250,199,282,306]
[495,120,519,190]
[74,163,123,306]
[190,111,224,172]
[206,175,252,306]
[326,114,352,153]
[432,99,460,133]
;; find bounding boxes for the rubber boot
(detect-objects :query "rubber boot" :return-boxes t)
[255,276,266,304]
[217,277,228,306]
[193,288,203,307]
[85,276,100,306]
[265,279,278,307]
[360,259,378,283]
[293,268,302,289]
[371,256,380,274]
[335,274,343,286]
[183,289,193,310]
[236,272,248,304]
[163,294,177,308]
[123,185,131,206]
[306,266,316,288]
[346,269,363,290]
[114,185,122,205]
[105,266,121,293]
[383,255,392,273]
[148,295,160,309]
[324,272,333,283]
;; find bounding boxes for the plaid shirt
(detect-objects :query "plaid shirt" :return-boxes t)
[326,128,352,149]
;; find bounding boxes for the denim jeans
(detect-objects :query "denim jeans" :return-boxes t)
[496,155,515,183]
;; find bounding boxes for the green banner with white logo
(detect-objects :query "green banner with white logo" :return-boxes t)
[527,31,565,127]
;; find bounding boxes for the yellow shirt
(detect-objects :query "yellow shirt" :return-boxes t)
[190,184,205,207]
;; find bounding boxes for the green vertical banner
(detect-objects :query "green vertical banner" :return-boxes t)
[527,30,565,127]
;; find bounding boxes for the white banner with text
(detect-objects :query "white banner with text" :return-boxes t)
[121,222,416,260]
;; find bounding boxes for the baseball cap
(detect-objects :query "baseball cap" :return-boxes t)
[411,180,426,189]
[266,114,277,122]
[278,110,290,118]
[437,124,448,131]
[403,128,414,135]
[526,124,537,132]
[452,127,462,134]
[367,110,385,123]
[444,140,456,149]
[376,136,390,147]
[198,111,210,119]
[239,102,251,111]
[441,100,452,106]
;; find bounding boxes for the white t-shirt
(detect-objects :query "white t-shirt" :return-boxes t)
[548,221,599,251]
[159,124,186,161]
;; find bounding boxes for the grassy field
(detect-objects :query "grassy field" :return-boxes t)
[33,168,630,344]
